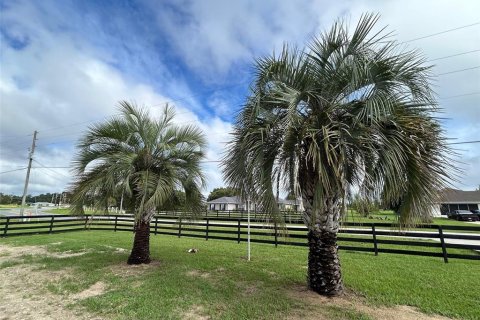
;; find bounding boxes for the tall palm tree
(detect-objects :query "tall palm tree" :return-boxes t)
[70,101,206,264]
[223,14,455,296]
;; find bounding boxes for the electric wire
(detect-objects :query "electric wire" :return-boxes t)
[0,167,28,174]
[437,66,480,76]
[401,22,480,43]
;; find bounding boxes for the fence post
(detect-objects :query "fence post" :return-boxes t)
[274,222,278,248]
[372,224,378,256]
[3,217,10,237]
[114,216,118,232]
[84,216,88,229]
[237,219,241,243]
[206,218,209,241]
[154,216,158,235]
[49,216,54,234]
[178,218,182,238]
[438,226,448,263]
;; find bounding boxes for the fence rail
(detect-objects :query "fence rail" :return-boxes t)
[1,214,479,262]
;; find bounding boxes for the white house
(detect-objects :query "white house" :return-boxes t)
[206,196,304,212]
[30,202,56,208]
[207,196,244,211]
[432,188,480,216]
[277,198,304,212]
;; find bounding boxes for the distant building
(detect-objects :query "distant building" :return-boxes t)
[206,196,304,212]
[433,188,480,216]
[207,196,244,211]
[30,202,56,208]
[277,198,304,211]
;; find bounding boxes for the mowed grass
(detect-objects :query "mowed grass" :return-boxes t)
[44,208,99,215]
[1,231,479,319]
[343,210,477,227]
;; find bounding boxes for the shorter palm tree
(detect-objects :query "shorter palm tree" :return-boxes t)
[70,101,206,264]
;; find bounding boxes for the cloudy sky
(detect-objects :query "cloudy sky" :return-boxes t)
[0,0,479,197]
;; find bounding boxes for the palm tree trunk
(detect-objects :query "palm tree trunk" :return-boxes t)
[300,173,344,295]
[127,220,151,264]
[307,228,343,295]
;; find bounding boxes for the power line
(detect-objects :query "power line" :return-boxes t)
[429,49,480,61]
[0,167,27,174]
[32,166,70,169]
[401,22,480,43]
[33,159,70,178]
[437,66,480,76]
[447,140,480,145]
[34,166,68,182]
[441,92,480,99]
[0,133,33,142]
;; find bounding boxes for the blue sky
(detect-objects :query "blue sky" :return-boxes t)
[1,0,479,195]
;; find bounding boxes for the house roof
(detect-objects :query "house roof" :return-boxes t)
[439,188,480,204]
[207,196,242,204]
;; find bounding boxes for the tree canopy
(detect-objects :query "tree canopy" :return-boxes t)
[206,187,239,201]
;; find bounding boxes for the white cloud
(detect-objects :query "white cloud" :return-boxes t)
[0,1,231,196]
[148,0,319,81]
[1,0,479,197]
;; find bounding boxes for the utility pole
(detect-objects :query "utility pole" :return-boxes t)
[20,130,38,216]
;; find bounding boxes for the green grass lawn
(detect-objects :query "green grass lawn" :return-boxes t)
[1,231,479,319]
[44,208,101,215]
[343,209,477,228]
[0,204,20,209]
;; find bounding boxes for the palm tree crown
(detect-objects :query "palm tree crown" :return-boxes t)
[70,101,206,222]
[224,13,454,227]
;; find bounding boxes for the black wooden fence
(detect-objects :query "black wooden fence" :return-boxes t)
[1,214,479,263]
[159,210,304,223]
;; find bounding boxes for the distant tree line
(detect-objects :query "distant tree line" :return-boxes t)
[0,192,68,205]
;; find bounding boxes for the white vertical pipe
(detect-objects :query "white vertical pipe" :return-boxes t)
[247,195,251,261]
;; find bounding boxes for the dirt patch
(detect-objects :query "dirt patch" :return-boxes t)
[50,250,88,258]
[186,269,211,279]
[287,285,451,320]
[0,244,104,320]
[243,284,258,295]
[102,245,128,253]
[0,244,88,260]
[357,304,452,320]
[108,260,161,278]
[182,305,210,320]
[0,244,51,258]
[72,281,107,300]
